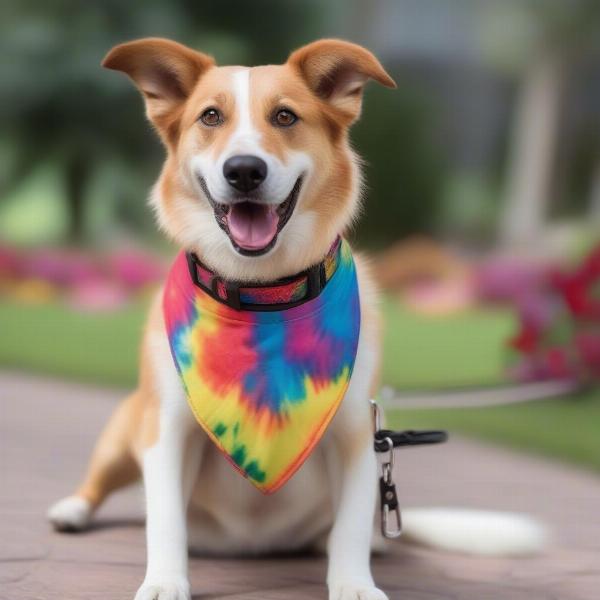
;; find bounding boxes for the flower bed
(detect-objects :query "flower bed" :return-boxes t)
[0,245,166,311]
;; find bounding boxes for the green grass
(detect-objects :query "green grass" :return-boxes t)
[1,295,599,472]
[380,297,516,389]
[0,299,146,387]
[388,391,600,473]
[0,296,516,389]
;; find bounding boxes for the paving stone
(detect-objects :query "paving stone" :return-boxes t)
[1,372,598,600]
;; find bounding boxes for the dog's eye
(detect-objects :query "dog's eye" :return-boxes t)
[273,109,298,127]
[199,108,223,127]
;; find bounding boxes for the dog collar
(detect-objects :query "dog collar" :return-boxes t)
[163,238,361,493]
[185,237,342,312]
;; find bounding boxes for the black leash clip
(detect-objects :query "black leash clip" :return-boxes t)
[370,399,448,539]
[378,434,402,538]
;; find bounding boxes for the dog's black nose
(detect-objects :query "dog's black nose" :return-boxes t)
[223,155,267,193]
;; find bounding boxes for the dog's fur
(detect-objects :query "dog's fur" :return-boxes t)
[48,38,545,600]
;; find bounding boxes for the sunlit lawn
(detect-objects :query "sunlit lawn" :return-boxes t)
[0,298,145,387]
[388,391,600,473]
[380,297,515,389]
[1,295,598,472]
[380,297,600,472]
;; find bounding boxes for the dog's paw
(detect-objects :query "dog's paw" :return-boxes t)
[47,495,93,532]
[329,581,389,600]
[134,577,190,600]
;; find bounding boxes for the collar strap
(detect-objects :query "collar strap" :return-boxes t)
[186,237,342,312]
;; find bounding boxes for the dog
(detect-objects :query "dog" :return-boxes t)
[48,38,544,600]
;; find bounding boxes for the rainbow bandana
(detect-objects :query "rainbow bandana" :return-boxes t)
[163,238,361,493]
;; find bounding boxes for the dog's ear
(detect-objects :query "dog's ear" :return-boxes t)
[102,38,214,141]
[288,39,396,124]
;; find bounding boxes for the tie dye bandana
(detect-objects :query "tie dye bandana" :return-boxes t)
[163,240,361,493]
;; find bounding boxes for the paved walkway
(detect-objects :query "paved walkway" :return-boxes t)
[1,371,599,600]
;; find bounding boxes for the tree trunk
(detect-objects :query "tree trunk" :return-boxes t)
[500,55,565,250]
[590,160,600,224]
[65,154,89,243]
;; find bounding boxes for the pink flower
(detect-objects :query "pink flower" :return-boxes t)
[22,250,100,287]
[575,332,600,375]
[552,243,600,320]
[67,280,129,312]
[509,323,540,354]
[0,245,21,279]
[109,250,165,291]
[516,291,556,331]
[475,258,548,303]
[543,347,574,379]
[507,243,600,383]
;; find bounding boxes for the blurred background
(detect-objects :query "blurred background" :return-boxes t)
[1,0,599,472]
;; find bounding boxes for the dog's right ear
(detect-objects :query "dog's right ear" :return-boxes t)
[102,38,214,141]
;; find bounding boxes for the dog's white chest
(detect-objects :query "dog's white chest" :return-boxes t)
[186,440,335,555]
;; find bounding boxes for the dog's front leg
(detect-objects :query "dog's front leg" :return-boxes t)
[326,325,387,600]
[326,425,387,600]
[135,400,202,600]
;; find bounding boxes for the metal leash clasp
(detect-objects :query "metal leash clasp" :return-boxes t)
[370,400,402,539]
[380,435,402,538]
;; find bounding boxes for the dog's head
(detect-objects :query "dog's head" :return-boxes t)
[103,38,395,280]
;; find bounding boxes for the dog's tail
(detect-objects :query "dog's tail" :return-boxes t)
[399,508,548,556]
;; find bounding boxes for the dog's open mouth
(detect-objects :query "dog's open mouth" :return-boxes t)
[200,178,302,256]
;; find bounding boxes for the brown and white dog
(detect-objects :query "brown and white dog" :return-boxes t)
[48,38,544,600]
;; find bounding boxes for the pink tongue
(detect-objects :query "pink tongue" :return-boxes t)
[227,203,280,250]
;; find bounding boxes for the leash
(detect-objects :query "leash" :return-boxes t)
[379,379,581,410]
[370,399,447,538]
[371,379,581,537]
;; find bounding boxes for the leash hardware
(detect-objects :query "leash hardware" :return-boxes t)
[369,398,382,434]
[380,479,402,539]
[379,435,402,538]
[370,398,448,540]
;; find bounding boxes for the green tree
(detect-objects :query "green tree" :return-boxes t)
[0,0,325,243]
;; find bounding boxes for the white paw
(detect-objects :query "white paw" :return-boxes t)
[134,577,190,600]
[329,581,389,600]
[47,495,93,531]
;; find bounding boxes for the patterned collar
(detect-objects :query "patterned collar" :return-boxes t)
[185,237,342,312]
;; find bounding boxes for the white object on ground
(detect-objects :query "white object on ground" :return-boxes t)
[402,507,548,556]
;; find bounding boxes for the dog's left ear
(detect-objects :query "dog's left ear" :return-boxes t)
[288,39,396,124]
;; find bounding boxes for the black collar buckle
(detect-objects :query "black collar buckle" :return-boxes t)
[305,261,327,302]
